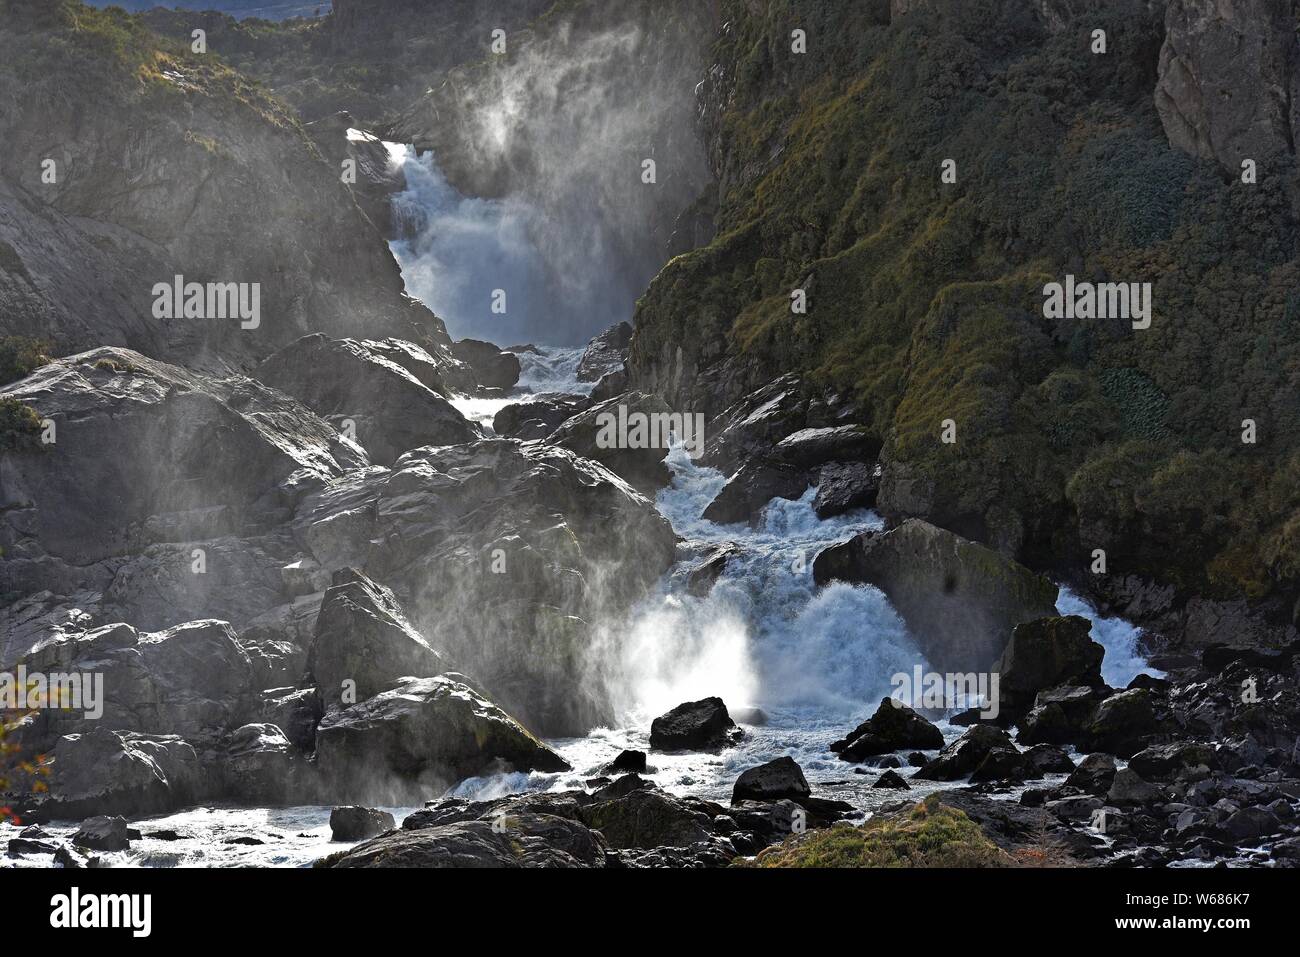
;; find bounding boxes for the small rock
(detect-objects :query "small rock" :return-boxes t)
[731,757,811,804]
[329,806,396,842]
[873,769,911,790]
[71,816,130,852]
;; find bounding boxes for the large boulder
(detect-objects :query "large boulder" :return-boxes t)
[315,675,570,803]
[31,728,201,821]
[814,519,1058,671]
[830,698,945,762]
[702,462,809,525]
[330,806,396,841]
[72,815,130,852]
[0,348,365,570]
[649,698,742,751]
[913,725,1019,781]
[731,757,812,804]
[255,334,481,465]
[493,395,588,440]
[813,461,881,519]
[291,439,677,736]
[1156,0,1300,174]
[450,339,521,390]
[547,392,675,494]
[578,788,714,849]
[1082,689,1161,758]
[307,568,445,711]
[996,615,1106,719]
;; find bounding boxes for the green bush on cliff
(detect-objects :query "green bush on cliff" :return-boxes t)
[0,398,43,452]
[0,337,51,387]
[744,794,1011,868]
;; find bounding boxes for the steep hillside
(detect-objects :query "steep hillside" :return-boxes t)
[0,0,451,371]
[629,0,1300,637]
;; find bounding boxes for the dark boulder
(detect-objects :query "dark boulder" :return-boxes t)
[814,519,1058,671]
[996,615,1105,719]
[873,769,911,790]
[686,544,739,597]
[731,757,811,804]
[608,749,647,774]
[813,461,880,519]
[71,816,130,852]
[649,697,741,751]
[702,462,809,526]
[330,806,396,842]
[914,725,1018,781]
[450,339,521,390]
[576,322,633,382]
[1064,753,1118,795]
[831,698,945,761]
[1083,689,1161,758]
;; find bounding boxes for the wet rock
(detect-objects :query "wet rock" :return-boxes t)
[702,461,809,526]
[590,368,629,403]
[731,757,812,804]
[649,697,742,751]
[1046,794,1105,823]
[579,788,714,849]
[1224,805,1281,841]
[315,675,569,802]
[72,815,130,852]
[256,334,481,466]
[492,395,588,439]
[8,836,58,855]
[814,519,1058,671]
[53,845,96,869]
[35,727,201,821]
[970,747,1036,783]
[592,773,655,802]
[1129,742,1219,781]
[996,615,1105,719]
[450,339,521,390]
[686,544,739,597]
[772,426,875,470]
[831,698,945,761]
[874,769,911,790]
[608,750,648,774]
[324,813,609,868]
[914,725,1018,781]
[258,687,322,752]
[307,568,445,711]
[330,806,396,842]
[813,461,880,519]
[907,751,929,767]
[576,322,633,382]
[1108,768,1162,806]
[221,723,303,804]
[546,391,677,493]
[1083,689,1161,758]
[1023,744,1075,775]
[1065,753,1119,795]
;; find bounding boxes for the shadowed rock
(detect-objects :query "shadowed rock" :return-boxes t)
[831,698,944,762]
[649,697,741,751]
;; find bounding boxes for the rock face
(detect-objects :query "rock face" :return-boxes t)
[814,519,1059,671]
[649,698,742,751]
[731,757,811,803]
[814,461,881,519]
[830,699,945,762]
[256,334,481,465]
[1156,0,1300,173]
[493,395,589,439]
[702,462,809,525]
[307,569,446,710]
[576,322,634,382]
[37,728,201,821]
[0,4,450,369]
[315,675,570,803]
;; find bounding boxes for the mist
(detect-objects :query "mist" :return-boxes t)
[388,14,711,346]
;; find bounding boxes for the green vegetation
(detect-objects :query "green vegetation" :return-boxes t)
[0,337,51,387]
[633,0,1300,601]
[744,795,1012,868]
[0,397,43,452]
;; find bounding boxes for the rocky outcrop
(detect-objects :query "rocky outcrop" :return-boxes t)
[576,322,633,382]
[1156,0,1300,173]
[546,392,675,494]
[493,395,589,440]
[649,698,742,751]
[449,339,521,391]
[814,519,1059,671]
[702,462,809,525]
[306,568,446,710]
[256,334,482,465]
[0,4,450,370]
[291,439,677,735]
[995,615,1106,720]
[315,675,570,803]
[830,698,945,762]
[731,757,811,803]
[914,725,1020,781]
[813,461,881,519]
